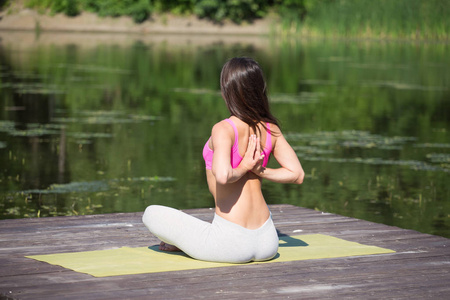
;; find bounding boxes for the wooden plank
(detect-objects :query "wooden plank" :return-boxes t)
[0,204,449,299]
[6,263,449,300]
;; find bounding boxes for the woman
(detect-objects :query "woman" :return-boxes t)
[142,57,304,263]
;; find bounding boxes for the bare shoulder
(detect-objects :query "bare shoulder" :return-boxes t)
[212,120,234,136]
[268,123,282,135]
[211,120,235,150]
[268,123,283,146]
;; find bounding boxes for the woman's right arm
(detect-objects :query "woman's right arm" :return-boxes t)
[252,128,304,184]
[211,122,260,185]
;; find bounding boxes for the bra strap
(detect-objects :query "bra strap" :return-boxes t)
[225,119,239,150]
[265,122,272,150]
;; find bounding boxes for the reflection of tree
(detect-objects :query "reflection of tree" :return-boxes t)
[0,38,448,237]
[0,44,71,216]
[58,128,66,183]
[433,90,450,125]
[14,93,50,127]
[12,81,70,188]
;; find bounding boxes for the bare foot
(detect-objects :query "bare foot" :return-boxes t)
[159,241,181,252]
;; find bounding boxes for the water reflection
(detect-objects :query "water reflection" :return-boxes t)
[0,32,448,238]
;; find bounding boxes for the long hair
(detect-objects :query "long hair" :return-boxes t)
[220,57,280,137]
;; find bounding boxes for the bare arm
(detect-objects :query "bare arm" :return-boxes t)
[252,127,304,184]
[211,122,264,185]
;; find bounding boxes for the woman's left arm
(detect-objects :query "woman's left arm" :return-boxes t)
[251,127,304,184]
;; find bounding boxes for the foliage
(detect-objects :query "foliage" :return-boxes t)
[22,0,303,23]
[19,0,450,38]
[153,0,194,14]
[194,0,268,23]
[25,0,79,16]
[0,0,10,10]
[25,0,153,22]
[274,0,307,21]
[86,0,152,23]
[24,0,272,23]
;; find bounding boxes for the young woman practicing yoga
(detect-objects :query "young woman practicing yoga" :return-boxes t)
[142,57,304,263]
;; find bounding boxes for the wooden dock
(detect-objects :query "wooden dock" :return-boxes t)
[1,204,449,299]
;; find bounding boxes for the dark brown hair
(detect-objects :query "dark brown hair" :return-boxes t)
[220,57,280,136]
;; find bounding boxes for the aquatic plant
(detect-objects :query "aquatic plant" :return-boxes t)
[426,153,450,163]
[17,176,176,195]
[287,130,449,173]
[285,130,417,149]
[415,143,450,149]
[301,156,449,173]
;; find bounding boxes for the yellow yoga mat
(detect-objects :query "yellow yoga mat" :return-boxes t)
[26,234,395,277]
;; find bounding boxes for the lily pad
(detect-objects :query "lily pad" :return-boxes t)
[301,155,449,173]
[16,176,176,195]
[9,128,60,137]
[426,153,450,163]
[362,80,447,91]
[68,132,113,139]
[21,181,110,194]
[286,130,416,150]
[414,143,450,149]
[292,145,334,155]
[52,111,162,125]
[57,63,131,74]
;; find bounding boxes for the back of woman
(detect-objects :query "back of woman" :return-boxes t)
[142,57,304,264]
[206,117,275,230]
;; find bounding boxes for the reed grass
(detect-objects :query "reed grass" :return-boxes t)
[277,0,449,41]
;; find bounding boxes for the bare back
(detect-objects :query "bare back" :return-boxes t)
[206,116,276,229]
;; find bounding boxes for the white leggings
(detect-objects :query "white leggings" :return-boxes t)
[142,205,279,263]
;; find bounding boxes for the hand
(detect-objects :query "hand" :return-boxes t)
[251,157,266,176]
[240,135,265,172]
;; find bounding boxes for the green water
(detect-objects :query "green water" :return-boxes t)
[0,33,448,238]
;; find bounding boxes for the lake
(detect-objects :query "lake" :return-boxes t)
[0,32,448,238]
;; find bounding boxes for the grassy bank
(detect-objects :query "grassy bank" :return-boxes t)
[2,0,449,40]
[283,0,450,41]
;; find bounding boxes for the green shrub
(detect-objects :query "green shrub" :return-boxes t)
[53,0,79,16]
[126,0,152,23]
[194,0,268,23]
[25,0,80,16]
[154,0,194,14]
[0,0,10,10]
[25,0,152,22]
[275,0,306,21]
[81,0,151,23]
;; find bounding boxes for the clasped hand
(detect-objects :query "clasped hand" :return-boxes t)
[240,134,265,175]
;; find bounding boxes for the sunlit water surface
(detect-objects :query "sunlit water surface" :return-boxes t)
[0,32,448,238]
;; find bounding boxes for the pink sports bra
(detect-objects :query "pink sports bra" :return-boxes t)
[202,118,272,170]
